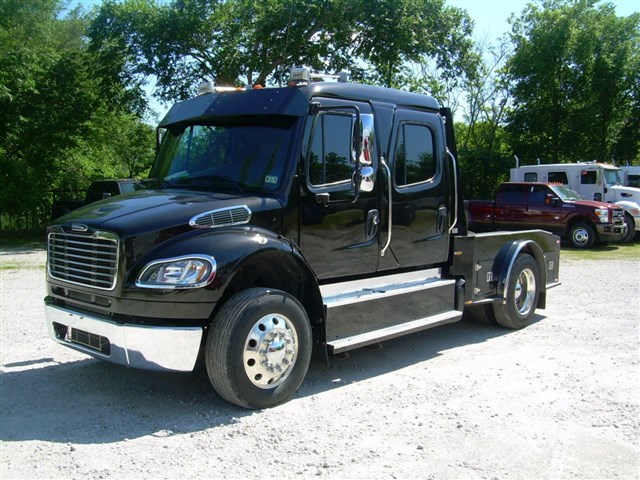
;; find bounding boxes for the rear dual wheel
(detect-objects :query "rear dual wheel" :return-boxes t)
[205,288,312,409]
[466,254,540,330]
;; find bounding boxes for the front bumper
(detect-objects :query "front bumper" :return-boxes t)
[45,304,203,372]
[595,223,627,241]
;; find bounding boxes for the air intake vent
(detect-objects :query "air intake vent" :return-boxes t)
[189,206,252,229]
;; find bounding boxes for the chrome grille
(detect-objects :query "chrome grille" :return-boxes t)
[612,209,624,224]
[48,230,119,290]
[189,205,251,229]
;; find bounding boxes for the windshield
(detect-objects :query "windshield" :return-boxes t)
[550,185,581,201]
[150,116,297,192]
[603,168,622,186]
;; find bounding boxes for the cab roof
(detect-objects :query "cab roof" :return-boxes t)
[158,82,441,128]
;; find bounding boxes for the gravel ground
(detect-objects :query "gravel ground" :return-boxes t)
[1,246,638,479]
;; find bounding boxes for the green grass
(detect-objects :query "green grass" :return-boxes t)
[562,240,640,261]
[0,262,45,270]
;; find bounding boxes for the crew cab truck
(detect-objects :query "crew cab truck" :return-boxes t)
[467,182,627,249]
[44,69,560,409]
[511,162,640,242]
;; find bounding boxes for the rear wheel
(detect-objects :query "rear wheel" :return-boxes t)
[205,288,312,409]
[463,303,497,326]
[568,222,595,249]
[493,254,540,329]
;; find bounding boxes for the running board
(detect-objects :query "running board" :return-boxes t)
[327,310,462,354]
[321,269,452,308]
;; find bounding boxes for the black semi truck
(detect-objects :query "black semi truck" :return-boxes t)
[45,69,561,408]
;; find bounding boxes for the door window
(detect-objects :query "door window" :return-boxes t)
[394,123,436,187]
[307,113,354,186]
[580,170,597,185]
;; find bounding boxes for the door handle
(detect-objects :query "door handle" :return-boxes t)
[366,209,380,241]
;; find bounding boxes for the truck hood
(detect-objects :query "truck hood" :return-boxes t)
[608,185,640,203]
[51,189,283,235]
[565,199,619,209]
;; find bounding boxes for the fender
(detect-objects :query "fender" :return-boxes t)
[128,226,324,329]
[493,239,547,305]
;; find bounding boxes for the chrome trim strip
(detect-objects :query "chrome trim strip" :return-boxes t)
[45,304,202,372]
[327,310,461,354]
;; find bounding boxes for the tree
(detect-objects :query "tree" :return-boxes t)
[506,0,640,165]
[88,0,476,100]
[0,0,155,229]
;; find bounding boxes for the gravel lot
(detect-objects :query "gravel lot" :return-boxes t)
[1,246,638,479]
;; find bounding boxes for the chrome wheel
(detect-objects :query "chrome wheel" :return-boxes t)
[514,268,536,316]
[571,227,590,247]
[243,314,298,388]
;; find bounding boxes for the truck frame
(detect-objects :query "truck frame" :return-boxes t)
[45,69,561,408]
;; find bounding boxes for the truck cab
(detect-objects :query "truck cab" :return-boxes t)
[45,70,561,408]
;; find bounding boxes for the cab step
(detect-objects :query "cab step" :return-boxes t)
[321,269,462,354]
[321,269,452,308]
[326,310,461,354]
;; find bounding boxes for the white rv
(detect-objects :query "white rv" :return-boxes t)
[510,162,640,242]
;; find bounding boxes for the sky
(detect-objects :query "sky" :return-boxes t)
[449,0,638,43]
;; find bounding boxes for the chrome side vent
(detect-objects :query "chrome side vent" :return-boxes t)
[189,205,252,229]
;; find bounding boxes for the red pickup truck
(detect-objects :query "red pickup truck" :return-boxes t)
[467,182,627,248]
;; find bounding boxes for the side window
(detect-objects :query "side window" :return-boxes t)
[308,113,354,186]
[580,170,597,185]
[528,185,547,204]
[394,123,436,186]
[524,172,537,182]
[501,184,525,203]
[548,171,568,184]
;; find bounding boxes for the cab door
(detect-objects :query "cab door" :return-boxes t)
[385,109,449,268]
[299,99,379,279]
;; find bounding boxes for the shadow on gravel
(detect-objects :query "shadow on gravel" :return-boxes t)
[0,316,542,445]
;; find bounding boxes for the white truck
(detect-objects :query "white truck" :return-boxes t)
[510,161,640,242]
[620,165,640,188]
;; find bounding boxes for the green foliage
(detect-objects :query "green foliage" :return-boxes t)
[0,0,155,230]
[506,0,640,164]
[87,0,476,99]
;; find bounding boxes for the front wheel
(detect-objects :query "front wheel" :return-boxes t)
[205,288,312,409]
[568,222,595,249]
[493,254,540,329]
[621,213,636,243]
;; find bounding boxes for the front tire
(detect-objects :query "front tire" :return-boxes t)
[205,288,312,409]
[621,213,636,243]
[493,254,540,329]
[568,222,595,249]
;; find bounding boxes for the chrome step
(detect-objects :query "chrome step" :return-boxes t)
[327,310,462,354]
[320,268,454,308]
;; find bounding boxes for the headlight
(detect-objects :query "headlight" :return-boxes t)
[136,255,216,289]
[595,208,609,223]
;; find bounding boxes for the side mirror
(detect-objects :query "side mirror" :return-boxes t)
[545,194,554,205]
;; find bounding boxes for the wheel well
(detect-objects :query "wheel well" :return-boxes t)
[567,216,593,230]
[214,250,324,343]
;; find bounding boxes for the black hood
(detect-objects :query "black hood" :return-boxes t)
[51,189,283,236]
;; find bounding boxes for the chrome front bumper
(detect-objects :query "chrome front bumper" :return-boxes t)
[45,304,203,372]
